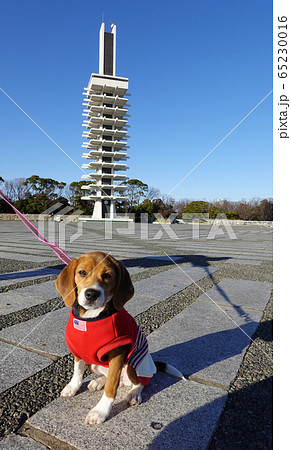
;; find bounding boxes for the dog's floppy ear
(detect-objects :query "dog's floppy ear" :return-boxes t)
[56,258,78,307]
[113,260,134,310]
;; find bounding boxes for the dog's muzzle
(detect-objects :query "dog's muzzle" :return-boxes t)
[84,288,101,303]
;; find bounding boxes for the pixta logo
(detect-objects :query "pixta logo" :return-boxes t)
[38,203,84,249]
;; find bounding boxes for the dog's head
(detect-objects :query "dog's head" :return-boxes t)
[56,252,134,314]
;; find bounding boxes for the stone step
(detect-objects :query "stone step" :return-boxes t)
[196,278,273,311]
[24,279,271,449]
[25,375,226,450]
[133,265,218,300]
[0,341,52,393]
[148,301,263,387]
[0,292,47,316]
[0,433,48,449]
[0,267,60,288]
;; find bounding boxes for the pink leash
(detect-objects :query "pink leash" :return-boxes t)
[0,189,72,265]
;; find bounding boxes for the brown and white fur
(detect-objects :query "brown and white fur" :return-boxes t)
[56,251,184,424]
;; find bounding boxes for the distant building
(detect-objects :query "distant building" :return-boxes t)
[80,22,130,220]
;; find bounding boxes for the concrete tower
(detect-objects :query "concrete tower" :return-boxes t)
[80,22,130,220]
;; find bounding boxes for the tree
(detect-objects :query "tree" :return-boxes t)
[225,211,240,220]
[2,177,27,202]
[121,179,149,211]
[173,198,192,217]
[0,176,11,213]
[153,198,175,219]
[212,197,273,221]
[13,175,68,214]
[259,199,273,221]
[134,199,154,220]
[182,201,219,218]
[68,181,94,215]
[146,186,161,201]
[235,201,250,220]
[23,175,66,200]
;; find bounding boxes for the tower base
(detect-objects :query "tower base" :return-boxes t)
[79,217,134,223]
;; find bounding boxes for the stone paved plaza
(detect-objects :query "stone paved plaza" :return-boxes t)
[0,220,273,449]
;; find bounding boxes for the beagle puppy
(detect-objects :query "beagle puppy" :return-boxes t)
[56,251,159,425]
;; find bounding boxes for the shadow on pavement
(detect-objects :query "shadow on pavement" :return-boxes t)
[148,376,272,450]
[150,321,266,381]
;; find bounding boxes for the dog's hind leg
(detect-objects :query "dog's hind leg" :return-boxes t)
[125,364,144,406]
[87,365,108,391]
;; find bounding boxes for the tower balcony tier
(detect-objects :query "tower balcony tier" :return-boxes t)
[81,194,128,201]
[82,128,128,139]
[85,74,129,96]
[82,150,128,160]
[82,105,128,118]
[82,139,128,150]
[81,173,128,181]
[82,162,128,171]
[83,117,129,129]
[81,184,127,191]
[82,94,130,108]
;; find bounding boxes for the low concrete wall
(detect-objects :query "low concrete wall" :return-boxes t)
[0,214,273,227]
[158,218,273,227]
[0,213,50,221]
[0,214,82,222]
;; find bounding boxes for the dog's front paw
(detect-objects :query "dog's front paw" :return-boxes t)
[85,393,114,424]
[85,407,107,424]
[61,383,79,398]
[88,376,106,391]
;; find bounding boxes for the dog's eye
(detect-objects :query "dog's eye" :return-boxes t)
[102,273,112,280]
[78,270,87,277]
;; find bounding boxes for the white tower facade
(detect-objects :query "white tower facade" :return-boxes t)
[81,23,130,220]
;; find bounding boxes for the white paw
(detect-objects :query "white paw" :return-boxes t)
[85,407,108,424]
[85,393,113,425]
[88,376,106,391]
[61,383,79,398]
[126,387,143,406]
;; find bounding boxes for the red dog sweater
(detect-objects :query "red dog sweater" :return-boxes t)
[65,307,156,385]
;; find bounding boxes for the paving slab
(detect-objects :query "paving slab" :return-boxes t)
[125,295,159,317]
[226,258,262,265]
[0,307,70,359]
[0,434,47,449]
[0,252,55,263]
[194,252,272,261]
[148,301,262,387]
[0,341,51,393]
[66,246,157,254]
[0,245,53,255]
[27,374,226,450]
[155,265,219,282]
[134,277,189,300]
[0,267,60,288]
[0,292,47,316]
[133,266,219,300]
[67,250,150,260]
[197,278,273,310]
[124,266,146,275]
[143,256,183,262]
[234,254,272,261]
[12,280,59,300]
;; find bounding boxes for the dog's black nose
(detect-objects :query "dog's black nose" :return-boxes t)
[85,289,101,302]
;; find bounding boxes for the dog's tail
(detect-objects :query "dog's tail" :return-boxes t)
[154,361,187,380]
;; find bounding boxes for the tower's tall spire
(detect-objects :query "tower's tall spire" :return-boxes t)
[99,22,116,76]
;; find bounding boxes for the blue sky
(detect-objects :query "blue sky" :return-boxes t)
[0,0,273,201]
